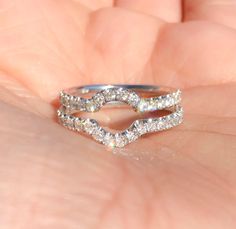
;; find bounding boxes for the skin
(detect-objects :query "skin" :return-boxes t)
[0,0,236,228]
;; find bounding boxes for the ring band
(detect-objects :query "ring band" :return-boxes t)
[60,84,181,112]
[57,84,184,148]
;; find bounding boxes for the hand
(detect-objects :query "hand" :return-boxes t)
[0,1,236,228]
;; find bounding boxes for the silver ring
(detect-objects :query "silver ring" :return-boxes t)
[60,84,181,112]
[57,84,184,148]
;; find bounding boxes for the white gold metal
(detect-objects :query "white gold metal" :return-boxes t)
[57,84,183,148]
[60,84,181,113]
[57,105,183,148]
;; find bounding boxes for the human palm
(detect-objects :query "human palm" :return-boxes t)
[0,0,236,228]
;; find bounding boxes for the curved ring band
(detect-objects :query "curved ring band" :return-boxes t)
[60,84,182,112]
[57,84,184,148]
[57,104,183,148]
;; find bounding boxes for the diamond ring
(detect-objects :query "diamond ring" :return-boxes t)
[57,84,184,147]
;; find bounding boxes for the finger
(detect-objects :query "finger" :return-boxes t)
[184,0,236,29]
[0,73,54,117]
[183,83,236,117]
[86,8,236,89]
[0,0,89,100]
[85,7,165,84]
[115,0,182,22]
[75,0,113,10]
[150,21,236,88]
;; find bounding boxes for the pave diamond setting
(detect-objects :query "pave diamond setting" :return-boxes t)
[60,88,181,112]
[57,105,183,148]
[58,86,183,148]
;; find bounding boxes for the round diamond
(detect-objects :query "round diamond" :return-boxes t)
[157,98,165,109]
[125,128,139,142]
[67,96,76,108]
[168,96,175,106]
[103,133,115,147]
[103,89,116,102]
[119,89,130,102]
[93,92,105,106]
[57,109,62,117]
[78,98,86,110]
[134,120,148,135]
[115,88,125,101]
[157,118,165,130]
[64,115,75,130]
[115,133,128,147]
[83,119,98,134]
[175,90,181,103]
[85,100,98,112]
[74,118,84,131]
[148,99,158,111]
[137,99,149,112]
[92,128,106,142]
[164,95,172,107]
[146,118,157,132]
[60,92,69,106]
[59,113,66,124]
[128,92,140,107]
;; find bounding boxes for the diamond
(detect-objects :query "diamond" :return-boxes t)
[169,115,179,127]
[59,113,67,124]
[134,120,147,135]
[60,92,69,106]
[85,99,98,112]
[115,88,126,101]
[103,132,116,147]
[64,115,75,130]
[164,95,171,107]
[146,118,157,132]
[156,97,165,109]
[92,92,105,106]
[67,96,77,108]
[125,128,139,142]
[115,133,128,147]
[66,96,85,110]
[171,91,180,104]
[74,117,84,131]
[82,119,98,134]
[163,117,172,129]
[58,87,183,147]
[92,128,106,142]
[75,97,85,111]
[120,89,130,102]
[57,108,62,117]
[148,99,158,111]
[103,89,116,102]
[128,92,140,107]
[137,99,149,112]
[169,95,175,106]
[156,118,165,130]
